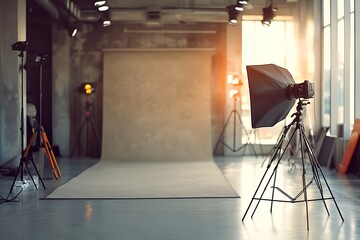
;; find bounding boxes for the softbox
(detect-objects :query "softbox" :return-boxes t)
[246,64,296,128]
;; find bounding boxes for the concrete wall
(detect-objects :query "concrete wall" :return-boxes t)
[52,27,71,158]
[0,0,26,167]
[52,23,227,157]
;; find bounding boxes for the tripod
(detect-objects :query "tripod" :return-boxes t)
[213,96,257,156]
[242,99,344,230]
[71,97,100,157]
[26,125,62,179]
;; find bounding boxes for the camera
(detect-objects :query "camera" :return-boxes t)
[286,80,314,100]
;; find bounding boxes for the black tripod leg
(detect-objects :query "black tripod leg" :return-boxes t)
[250,152,284,218]
[70,119,87,157]
[314,164,344,221]
[235,111,257,157]
[301,127,329,216]
[88,119,100,155]
[6,161,23,197]
[298,128,310,231]
[270,168,278,213]
[300,127,344,221]
[213,111,235,154]
[29,157,46,189]
[23,159,38,189]
[242,162,272,221]
[242,125,291,220]
[250,129,297,218]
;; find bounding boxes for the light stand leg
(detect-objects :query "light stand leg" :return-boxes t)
[242,123,292,220]
[213,111,235,154]
[70,118,87,157]
[298,124,310,230]
[87,118,100,155]
[270,167,278,213]
[29,155,46,189]
[213,98,259,156]
[235,111,258,157]
[250,124,297,218]
[300,126,344,221]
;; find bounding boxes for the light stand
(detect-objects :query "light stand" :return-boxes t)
[242,99,344,230]
[4,42,46,202]
[213,95,257,156]
[70,96,100,157]
[33,54,61,179]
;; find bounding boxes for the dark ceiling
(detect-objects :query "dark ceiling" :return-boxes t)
[32,0,296,25]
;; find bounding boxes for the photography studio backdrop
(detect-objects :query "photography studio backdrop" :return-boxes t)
[46,49,238,199]
[102,49,213,162]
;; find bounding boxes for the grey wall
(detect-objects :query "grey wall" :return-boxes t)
[52,23,227,157]
[0,0,26,167]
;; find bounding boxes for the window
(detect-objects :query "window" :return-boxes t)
[322,0,356,138]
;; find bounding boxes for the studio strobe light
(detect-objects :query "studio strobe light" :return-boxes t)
[242,64,344,230]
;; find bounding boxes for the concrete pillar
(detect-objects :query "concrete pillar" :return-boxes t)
[52,27,71,157]
[0,0,26,166]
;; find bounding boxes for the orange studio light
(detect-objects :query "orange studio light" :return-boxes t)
[78,82,96,95]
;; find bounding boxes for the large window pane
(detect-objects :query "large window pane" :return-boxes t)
[338,19,345,131]
[323,0,331,26]
[338,0,344,18]
[350,12,355,129]
[322,26,331,127]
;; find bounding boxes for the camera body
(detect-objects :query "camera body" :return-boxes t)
[286,80,315,100]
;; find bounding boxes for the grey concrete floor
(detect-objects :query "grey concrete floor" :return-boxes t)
[0,155,358,240]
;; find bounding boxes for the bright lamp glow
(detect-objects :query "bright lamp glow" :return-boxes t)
[78,83,96,95]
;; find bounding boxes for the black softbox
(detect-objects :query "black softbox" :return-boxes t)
[246,64,296,128]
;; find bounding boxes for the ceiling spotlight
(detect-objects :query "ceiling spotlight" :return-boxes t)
[100,10,111,27]
[98,5,109,11]
[262,1,277,26]
[94,1,106,7]
[238,0,248,4]
[71,28,78,37]
[66,22,78,37]
[227,5,239,24]
[235,3,244,12]
[103,20,111,27]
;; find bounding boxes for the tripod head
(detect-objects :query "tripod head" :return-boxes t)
[289,99,311,126]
